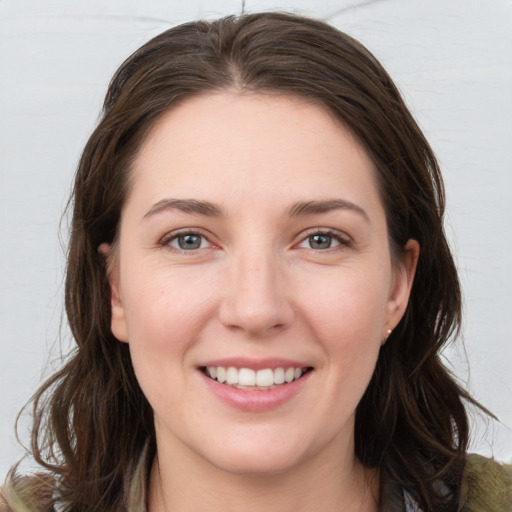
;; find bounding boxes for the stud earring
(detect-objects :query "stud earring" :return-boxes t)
[385,329,392,340]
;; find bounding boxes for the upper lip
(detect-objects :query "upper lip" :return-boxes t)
[198,358,313,371]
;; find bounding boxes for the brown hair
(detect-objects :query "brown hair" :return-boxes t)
[5,12,481,511]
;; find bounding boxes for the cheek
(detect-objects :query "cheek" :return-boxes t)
[121,265,218,345]
[297,265,390,394]
[120,271,214,410]
[300,265,390,342]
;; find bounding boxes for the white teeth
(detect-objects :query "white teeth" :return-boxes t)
[216,367,226,383]
[284,367,295,383]
[238,368,256,386]
[256,368,274,387]
[226,367,238,385]
[274,367,285,384]
[204,366,308,388]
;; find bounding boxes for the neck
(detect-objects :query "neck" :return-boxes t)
[148,440,379,512]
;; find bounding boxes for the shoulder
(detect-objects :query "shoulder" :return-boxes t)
[463,454,512,512]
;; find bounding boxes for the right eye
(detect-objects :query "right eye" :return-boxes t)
[301,233,340,250]
[163,231,211,251]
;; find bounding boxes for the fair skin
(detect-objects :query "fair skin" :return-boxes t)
[103,92,418,512]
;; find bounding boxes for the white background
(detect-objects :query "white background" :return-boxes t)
[1,0,511,476]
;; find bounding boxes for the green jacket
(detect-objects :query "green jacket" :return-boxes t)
[462,454,512,512]
[1,453,511,511]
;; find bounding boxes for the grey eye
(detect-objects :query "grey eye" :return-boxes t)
[298,232,344,251]
[172,233,204,250]
[308,234,333,249]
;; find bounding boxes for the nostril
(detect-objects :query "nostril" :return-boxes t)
[217,259,294,334]
[219,294,294,335]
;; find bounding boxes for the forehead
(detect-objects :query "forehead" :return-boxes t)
[128,92,382,215]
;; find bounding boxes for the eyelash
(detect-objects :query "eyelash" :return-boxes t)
[159,229,214,254]
[297,229,352,251]
[158,228,352,253]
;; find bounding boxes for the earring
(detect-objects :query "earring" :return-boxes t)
[385,329,392,340]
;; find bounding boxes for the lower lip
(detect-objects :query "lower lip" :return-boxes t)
[200,370,312,412]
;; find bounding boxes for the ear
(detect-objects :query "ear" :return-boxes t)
[384,239,419,342]
[98,242,129,343]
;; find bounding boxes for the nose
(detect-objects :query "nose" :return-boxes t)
[218,250,294,336]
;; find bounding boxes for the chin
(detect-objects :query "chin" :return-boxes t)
[211,453,302,477]
[200,434,311,477]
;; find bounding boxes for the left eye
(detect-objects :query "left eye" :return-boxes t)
[298,233,342,250]
[168,233,209,251]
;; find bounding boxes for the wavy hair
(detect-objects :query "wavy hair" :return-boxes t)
[3,12,483,511]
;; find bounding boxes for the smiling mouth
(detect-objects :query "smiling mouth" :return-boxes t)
[200,366,313,390]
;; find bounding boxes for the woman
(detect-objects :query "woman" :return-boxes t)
[1,11,510,512]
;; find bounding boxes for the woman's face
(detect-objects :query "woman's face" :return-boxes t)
[107,92,417,475]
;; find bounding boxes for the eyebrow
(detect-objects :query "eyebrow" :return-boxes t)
[143,197,369,222]
[288,199,369,222]
[144,198,223,219]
